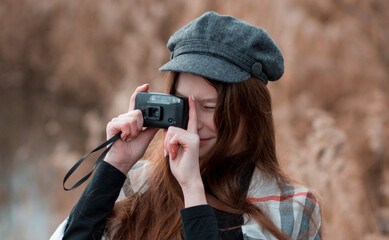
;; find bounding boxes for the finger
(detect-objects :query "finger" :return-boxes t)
[187,94,197,133]
[106,121,130,140]
[165,132,178,160]
[165,127,182,159]
[121,122,131,141]
[134,110,144,132]
[110,111,143,140]
[129,83,149,111]
[129,110,144,139]
[163,129,168,157]
[127,117,139,140]
[164,128,172,158]
[166,127,197,160]
[116,110,144,130]
[168,135,180,160]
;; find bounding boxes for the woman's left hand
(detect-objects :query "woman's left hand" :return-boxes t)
[164,95,207,207]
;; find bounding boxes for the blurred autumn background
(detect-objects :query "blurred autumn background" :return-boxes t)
[0,0,388,239]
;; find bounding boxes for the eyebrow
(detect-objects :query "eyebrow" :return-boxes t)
[175,90,217,103]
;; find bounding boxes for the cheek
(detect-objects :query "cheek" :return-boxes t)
[205,113,216,131]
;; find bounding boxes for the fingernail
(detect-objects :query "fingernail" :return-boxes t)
[122,137,127,141]
[191,94,195,101]
[164,149,167,157]
[142,83,149,87]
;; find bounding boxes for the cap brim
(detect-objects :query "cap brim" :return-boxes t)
[159,53,250,83]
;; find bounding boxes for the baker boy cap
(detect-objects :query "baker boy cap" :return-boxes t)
[159,11,284,84]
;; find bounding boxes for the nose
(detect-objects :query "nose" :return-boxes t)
[195,104,204,131]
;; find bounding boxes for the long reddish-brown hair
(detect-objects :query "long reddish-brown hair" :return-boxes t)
[106,72,310,239]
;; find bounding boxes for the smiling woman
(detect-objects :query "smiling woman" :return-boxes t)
[51,11,321,240]
[173,73,218,158]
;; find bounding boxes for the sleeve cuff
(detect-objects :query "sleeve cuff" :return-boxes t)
[98,161,127,184]
[180,204,216,221]
[180,205,220,240]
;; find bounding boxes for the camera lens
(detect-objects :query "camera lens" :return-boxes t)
[147,106,161,120]
[152,109,160,118]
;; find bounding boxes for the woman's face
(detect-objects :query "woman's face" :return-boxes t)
[175,73,217,158]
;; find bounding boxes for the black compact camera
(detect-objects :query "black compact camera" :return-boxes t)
[135,92,189,129]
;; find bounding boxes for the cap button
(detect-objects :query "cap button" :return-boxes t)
[251,62,263,77]
[251,62,268,84]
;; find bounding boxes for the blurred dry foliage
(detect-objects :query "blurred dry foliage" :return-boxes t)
[0,0,388,239]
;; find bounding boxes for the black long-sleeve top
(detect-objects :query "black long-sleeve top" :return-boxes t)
[63,161,243,240]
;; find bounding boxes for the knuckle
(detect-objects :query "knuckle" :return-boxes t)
[169,126,181,134]
[134,110,143,124]
[166,127,174,135]
[165,130,174,139]
[134,109,142,117]
[127,110,142,119]
[128,117,138,127]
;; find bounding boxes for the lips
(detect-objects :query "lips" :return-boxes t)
[200,137,214,144]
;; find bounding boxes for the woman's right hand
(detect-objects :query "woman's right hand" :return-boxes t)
[104,84,158,174]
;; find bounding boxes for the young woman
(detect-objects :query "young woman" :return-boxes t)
[51,11,321,240]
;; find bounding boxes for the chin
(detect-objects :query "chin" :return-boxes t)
[199,141,216,158]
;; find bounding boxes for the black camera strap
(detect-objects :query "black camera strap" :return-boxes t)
[63,132,121,191]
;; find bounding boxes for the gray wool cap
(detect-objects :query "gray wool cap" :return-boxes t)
[159,11,284,84]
